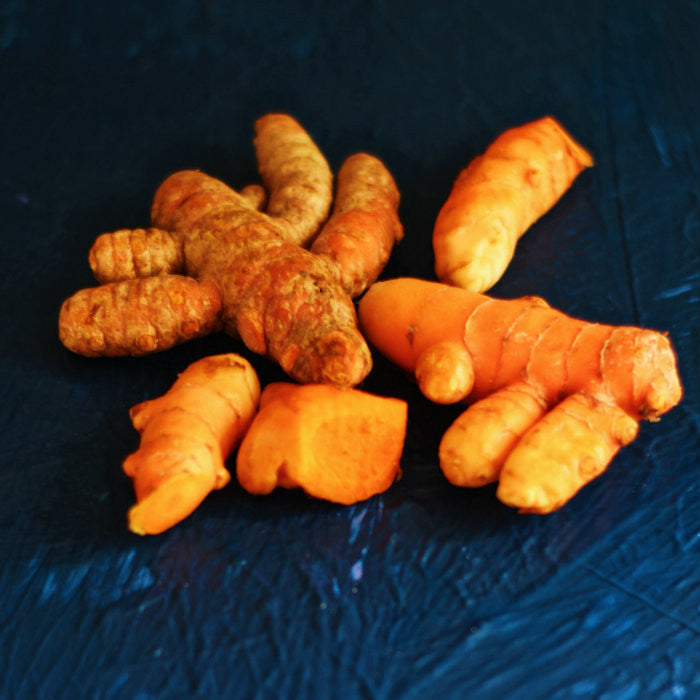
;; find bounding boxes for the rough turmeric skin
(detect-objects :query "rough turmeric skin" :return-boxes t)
[433,116,593,292]
[358,278,682,513]
[58,115,398,387]
[58,275,222,357]
[152,170,372,387]
[253,113,333,247]
[89,228,184,283]
[124,354,260,535]
[311,153,404,298]
[236,382,407,504]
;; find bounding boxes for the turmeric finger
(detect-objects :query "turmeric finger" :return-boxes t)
[236,383,407,504]
[439,381,547,487]
[433,116,593,292]
[254,113,333,246]
[124,354,260,535]
[58,275,222,357]
[311,153,403,297]
[89,228,184,283]
[496,392,639,514]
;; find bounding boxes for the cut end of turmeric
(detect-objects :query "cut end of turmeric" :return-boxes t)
[127,469,223,536]
[236,383,407,504]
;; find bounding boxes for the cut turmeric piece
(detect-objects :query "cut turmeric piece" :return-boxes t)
[123,354,260,535]
[236,383,408,504]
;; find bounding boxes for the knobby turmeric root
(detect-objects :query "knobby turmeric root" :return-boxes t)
[433,116,593,292]
[123,354,260,535]
[358,278,682,513]
[236,382,408,504]
[58,114,402,387]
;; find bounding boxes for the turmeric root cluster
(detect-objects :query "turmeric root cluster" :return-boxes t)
[59,114,403,387]
[359,278,683,513]
[60,113,683,532]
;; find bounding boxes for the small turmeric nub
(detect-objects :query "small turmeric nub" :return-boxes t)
[124,354,260,535]
[433,116,593,292]
[236,383,408,504]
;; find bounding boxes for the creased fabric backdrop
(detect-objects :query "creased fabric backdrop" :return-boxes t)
[1,1,699,699]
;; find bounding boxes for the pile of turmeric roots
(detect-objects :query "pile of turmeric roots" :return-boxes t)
[59,114,682,534]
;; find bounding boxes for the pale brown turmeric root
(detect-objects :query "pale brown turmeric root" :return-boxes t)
[236,382,408,504]
[433,116,593,292]
[59,114,403,387]
[123,353,260,535]
[359,278,682,513]
[151,170,372,386]
[253,113,333,247]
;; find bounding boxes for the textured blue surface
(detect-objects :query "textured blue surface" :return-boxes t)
[1,1,699,699]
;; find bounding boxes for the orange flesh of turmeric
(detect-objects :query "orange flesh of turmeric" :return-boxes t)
[236,383,408,504]
[358,278,682,513]
[123,354,260,535]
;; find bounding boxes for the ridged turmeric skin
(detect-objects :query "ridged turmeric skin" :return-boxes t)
[123,354,260,535]
[311,152,404,298]
[236,383,408,505]
[433,116,593,293]
[58,113,403,388]
[359,278,682,514]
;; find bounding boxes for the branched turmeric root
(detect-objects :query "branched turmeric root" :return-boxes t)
[123,353,260,535]
[433,116,593,292]
[236,382,408,504]
[358,278,682,513]
[58,114,402,387]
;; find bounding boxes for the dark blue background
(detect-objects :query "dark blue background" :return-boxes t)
[2,2,699,699]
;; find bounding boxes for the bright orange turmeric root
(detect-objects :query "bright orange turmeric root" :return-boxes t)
[59,114,403,387]
[123,354,260,535]
[358,278,682,513]
[236,382,408,504]
[433,116,593,292]
[311,153,403,297]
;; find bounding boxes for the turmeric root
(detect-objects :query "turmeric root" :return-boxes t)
[311,153,403,297]
[433,116,593,292]
[123,353,260,535]
[59,114,403,387]
[253,113,333,247]
[58,275,222,356]
[358,278,682,513]
[236,382,408,504]
[89,228,184,283]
